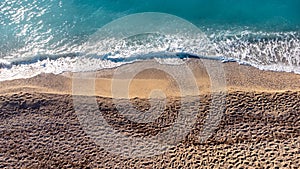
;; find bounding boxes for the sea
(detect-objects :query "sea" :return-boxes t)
[1,0,300,81]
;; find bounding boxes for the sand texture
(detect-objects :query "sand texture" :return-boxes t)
[0,59,300,168]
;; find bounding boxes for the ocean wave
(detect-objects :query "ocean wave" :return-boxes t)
[0,28,300,81]
[210,29,300,66]
[1,1,300,81]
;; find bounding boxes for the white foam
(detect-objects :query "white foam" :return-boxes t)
[0,57,127,81]
[1,23,300,81]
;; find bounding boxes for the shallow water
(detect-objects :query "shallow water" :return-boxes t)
[0,0,300,81]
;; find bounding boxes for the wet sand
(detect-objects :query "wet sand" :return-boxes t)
[0,59,299,168]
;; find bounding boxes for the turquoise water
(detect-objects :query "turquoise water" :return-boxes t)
[0,0,300,80]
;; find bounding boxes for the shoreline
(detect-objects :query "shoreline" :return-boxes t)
[1,59,300,97]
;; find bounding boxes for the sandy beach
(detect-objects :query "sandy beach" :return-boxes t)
[0,59,299,168]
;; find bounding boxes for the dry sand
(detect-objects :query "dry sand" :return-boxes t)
[0,59,299,168]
